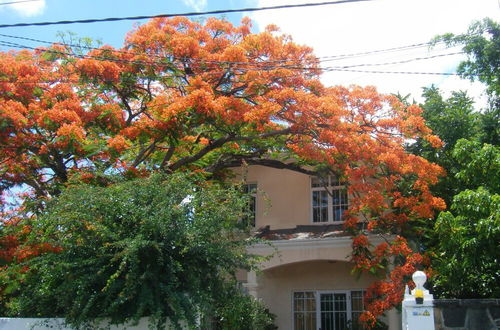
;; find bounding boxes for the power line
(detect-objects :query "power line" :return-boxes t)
[0,38,464,74]
[0,32,460,71]
[0,32,448,64]
[0,40,464,80]
[0,69,461,87]
[324,68,458,75]
[334,52,464,69]
[317,42,440,62]
[0,40,192,77]
[0,0,41,6]
[0,68,461,87]
[0,0,373,28]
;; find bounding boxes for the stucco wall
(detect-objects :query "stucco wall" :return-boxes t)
[0,318,182,329]
[235,165,312,229]
[249,236,381,270]
[235,166,403,329]
[256,260,377,329]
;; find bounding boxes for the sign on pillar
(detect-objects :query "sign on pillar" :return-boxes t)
[402,271,435,330]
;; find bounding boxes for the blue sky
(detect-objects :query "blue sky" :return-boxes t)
[0,0,498,103]
[0,0,254,48]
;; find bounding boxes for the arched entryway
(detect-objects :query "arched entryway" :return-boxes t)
[254,259,376,330]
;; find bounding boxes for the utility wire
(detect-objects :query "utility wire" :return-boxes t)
[1,68,461,87]
[0,40,189,75]
[0,39,464,75]
[0,0,41,6]
[0,0,373,28]
[0,32,450,64]
[0,33,460,71]
[324,68,458,75]
[0,40,464,81]
[334,52,464,69]
[316,42,442,62]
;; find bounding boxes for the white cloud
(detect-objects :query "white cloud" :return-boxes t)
[250,0,498,107]
[181,0,208,12]
[0,0,46,17]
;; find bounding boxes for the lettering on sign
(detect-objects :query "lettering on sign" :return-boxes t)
[412,309,431,317]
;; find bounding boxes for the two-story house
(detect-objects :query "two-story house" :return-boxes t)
[235,165,401,330]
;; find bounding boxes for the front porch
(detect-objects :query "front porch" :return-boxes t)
[245,236,401,329]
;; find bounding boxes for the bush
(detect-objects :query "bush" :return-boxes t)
[1,174,266,329]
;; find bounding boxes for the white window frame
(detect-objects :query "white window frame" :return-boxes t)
[310,176,348,224]
[292,290,365,330]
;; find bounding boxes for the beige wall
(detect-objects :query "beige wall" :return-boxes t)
[245,237,399,329]
[0,317,187,329]
[249,237,356,270]
[235,166,402,329]
[257,260,377,329]
[235,165,312,229]
[245,237,401,329]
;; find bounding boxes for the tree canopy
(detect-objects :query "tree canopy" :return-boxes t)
[407,86,480,206]
[1,174,276,329]
[0,17,447,327]
[409,89,499,300]
[411,18,499,300]
[433,142,499,298]
[434,18,500,108]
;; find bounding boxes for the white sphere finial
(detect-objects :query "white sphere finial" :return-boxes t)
[412,271,427,290]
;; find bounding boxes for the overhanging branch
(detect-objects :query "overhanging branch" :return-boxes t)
[167,127,293,172]
[205,155,318,176]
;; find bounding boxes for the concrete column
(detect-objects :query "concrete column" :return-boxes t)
[243,270,259,298]
[387,308,402,330]
[402,271,435,330]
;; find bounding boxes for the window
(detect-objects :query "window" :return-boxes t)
[294,292,317,330]
[293,290,364,330]
[311,176,348,223]
[350,291,364,329]
[243,183,257,227]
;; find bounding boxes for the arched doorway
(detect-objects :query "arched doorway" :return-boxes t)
[255,260,376,329]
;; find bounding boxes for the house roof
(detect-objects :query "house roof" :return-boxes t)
[255,224,351,241]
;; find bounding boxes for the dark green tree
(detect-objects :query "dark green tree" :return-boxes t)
[435,18,500,108]
[1,174,272,329]
[433,140,499,298]
[409,18,500,298]
[407,86,479,206]
[434,17,499,145]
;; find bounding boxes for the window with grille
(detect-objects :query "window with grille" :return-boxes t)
[311,176,348,223]
[293,292,317,330]
[293,290,364,330]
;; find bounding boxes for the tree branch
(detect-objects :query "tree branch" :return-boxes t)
[167,127,293,172]
[132,141,157,168]
[160,144,176,170]
[205,156,318,176]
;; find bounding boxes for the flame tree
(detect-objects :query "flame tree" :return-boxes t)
[0,17,445,327]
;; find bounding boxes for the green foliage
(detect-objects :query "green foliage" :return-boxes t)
[431,140,499,298]
[55,31,103,56]
[204,283,277,330]
[2,174,268,329]
[478,106,499,145]
[407,86,480,206]
[452,139,499,191]
[421,87,478,151]
[433,187,499,298]
[409,18,500,298]
[428,140,499,298]
[434,18,500,107]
